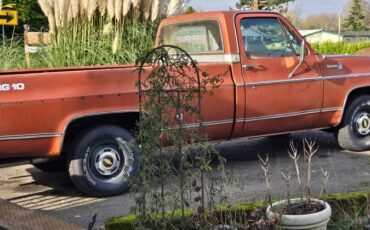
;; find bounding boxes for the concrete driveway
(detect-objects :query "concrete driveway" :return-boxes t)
[0,131,369,229]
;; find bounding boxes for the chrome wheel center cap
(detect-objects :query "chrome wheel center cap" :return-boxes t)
[355,112,370,136]
[95,147,121,176]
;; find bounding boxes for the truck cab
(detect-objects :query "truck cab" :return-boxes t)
[158,11,326,139]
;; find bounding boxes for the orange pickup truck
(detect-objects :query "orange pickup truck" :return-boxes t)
[1,11,370,196]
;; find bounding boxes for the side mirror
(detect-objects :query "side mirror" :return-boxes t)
[289,39,319,78]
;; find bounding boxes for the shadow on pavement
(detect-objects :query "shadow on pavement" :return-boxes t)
[216,131,340,161]
[7,168,105,211]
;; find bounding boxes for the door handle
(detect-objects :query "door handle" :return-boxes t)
[242,64,262,71]
[326,63,343,70]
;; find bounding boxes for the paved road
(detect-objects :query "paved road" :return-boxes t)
[0,131,369,229]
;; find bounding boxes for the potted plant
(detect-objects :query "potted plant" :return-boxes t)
[261,140,332,230]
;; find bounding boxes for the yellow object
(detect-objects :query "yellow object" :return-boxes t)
[0,10,18,26]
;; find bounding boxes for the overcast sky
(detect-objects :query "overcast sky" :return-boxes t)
[190,0,349,17]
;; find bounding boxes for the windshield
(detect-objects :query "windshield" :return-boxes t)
[158,20,224,54]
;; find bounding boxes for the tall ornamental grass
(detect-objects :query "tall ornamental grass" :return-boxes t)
[0,40,25,70]
[312,41,370,55]
[30,19,157,68]
[30,0,184,68]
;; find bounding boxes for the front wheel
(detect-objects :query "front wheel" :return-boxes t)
[336,95,370,152]
[67,125,139,197]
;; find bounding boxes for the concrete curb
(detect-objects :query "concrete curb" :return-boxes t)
[0,199,83,230]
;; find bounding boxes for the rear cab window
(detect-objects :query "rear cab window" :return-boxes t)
[158,20,224,54]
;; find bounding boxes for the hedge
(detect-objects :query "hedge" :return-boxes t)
[105,191,370,230]
[311,41,370,55]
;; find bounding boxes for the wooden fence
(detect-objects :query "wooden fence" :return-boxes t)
[24,30,53,66]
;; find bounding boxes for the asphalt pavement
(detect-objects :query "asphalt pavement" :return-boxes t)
[0,131,369,229]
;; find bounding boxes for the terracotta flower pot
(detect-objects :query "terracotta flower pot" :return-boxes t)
[266,198,332,230]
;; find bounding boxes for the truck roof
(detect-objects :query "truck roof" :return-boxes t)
[160,10,282,26]
[157,10,284,54]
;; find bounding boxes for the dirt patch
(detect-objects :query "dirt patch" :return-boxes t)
[277,201,325,215]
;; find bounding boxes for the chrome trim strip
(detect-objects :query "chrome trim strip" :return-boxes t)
[191,54,240,63]
[204,119,234,126]
[181,107,344,129]
[235,72,370,87]
[326,64,339,69]
[237,109,321,123]
[245,77,322,87]
[324,73,370,80]
[321,107,343,113]
[0,133,62,141]
[324,54,370,59]
[174,119,234,129]
[234,77,323,87]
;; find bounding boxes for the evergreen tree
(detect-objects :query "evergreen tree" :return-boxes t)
[185,6,196,14]
[344,0,367,31]
[236,0,294,12]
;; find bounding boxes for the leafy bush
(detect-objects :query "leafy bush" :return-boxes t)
[311,41,370,55]
[132,45,226,230]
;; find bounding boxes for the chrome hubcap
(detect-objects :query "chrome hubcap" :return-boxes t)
[94,147,121,176]
[354,112,370,136]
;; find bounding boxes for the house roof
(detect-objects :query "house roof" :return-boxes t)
[298,29,323,37]
[298,29,340,37]
[341,31,370,37]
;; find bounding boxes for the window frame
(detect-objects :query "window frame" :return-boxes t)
[240,17,301,59]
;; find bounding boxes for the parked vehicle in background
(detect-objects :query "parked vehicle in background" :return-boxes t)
[1,11,370,196]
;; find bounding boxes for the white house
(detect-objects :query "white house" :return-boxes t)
[298,29,342,44]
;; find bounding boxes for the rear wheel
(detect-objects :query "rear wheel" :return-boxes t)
[67,125,139,197]
[337,95,370,151]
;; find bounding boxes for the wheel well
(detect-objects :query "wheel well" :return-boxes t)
[340,87,370,124]
[61,112,140,155]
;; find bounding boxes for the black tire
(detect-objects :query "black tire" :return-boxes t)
[32,158,67,172]
[336,95,370,151]
[67,125,139,197]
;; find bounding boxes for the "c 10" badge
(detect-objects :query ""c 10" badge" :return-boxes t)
[0,83,25,92]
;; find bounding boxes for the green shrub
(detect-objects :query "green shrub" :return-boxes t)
[311,41,370,55]
[0,39,26,70]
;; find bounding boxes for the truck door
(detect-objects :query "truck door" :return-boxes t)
[235,14,324,136]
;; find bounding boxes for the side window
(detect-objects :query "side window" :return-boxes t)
[240,18,295,58]
[281,24,302,56]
